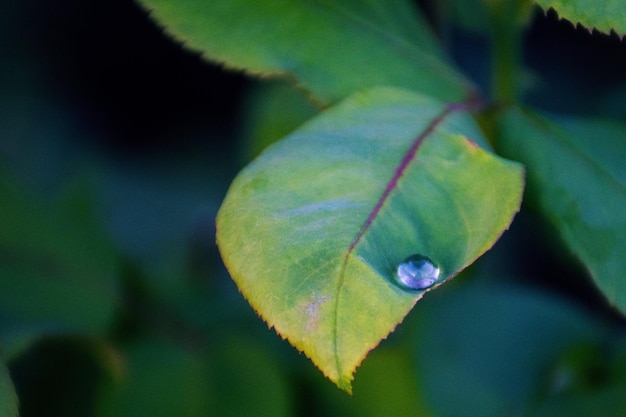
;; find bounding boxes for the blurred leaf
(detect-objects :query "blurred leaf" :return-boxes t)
[217,87,524,391]
[535,331,626,416]
[535,384,626,417]
[445,0,490,32]
[97,334,291,417]
[139,0,472,103]
[241,81,320,163]
[534,0,626,36]
[0,361,19,417]
[0,176,119,354]
[97,340,211,417]
[411,283,613,417]
[534,339,626,417]
[316,346,435,417]
[87,149,228,328]
[447,0,533,32]
[497,108,626,313]
[211,333,291,417]
[92,153,221,261]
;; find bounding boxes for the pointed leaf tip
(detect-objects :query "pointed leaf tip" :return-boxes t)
[217,88,524,389]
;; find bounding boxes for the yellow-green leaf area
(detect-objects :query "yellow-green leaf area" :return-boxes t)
[216,88,524,391]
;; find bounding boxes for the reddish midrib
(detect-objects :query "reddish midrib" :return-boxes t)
[332,100,469,382]
[347,101,467,255]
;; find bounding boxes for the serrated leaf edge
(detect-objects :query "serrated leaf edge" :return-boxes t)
[539,5,625,39]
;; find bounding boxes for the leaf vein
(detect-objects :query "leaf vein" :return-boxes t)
[330,100,469,381]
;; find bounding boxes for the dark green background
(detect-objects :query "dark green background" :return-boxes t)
[1,1,625,416]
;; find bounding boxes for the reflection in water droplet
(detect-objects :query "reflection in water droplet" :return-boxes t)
[395,254,440,291]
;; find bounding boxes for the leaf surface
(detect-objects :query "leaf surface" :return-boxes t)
[0,177,119,354]
[96,340,211,417]
[216,88,524,390]
[97,335,290,417]
[0,362,19,417]
[534,0,626,36]
[242,81,320,162]
[315,346,435,416]
[497,108,626,313]
[411,283,616,417]
[138,0,472,103]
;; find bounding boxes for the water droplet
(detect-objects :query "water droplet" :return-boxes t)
[395,254,440,290]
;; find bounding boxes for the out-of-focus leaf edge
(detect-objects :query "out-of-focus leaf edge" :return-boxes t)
[0,362,19,417]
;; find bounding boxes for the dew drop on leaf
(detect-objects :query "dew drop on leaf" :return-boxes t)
[394,254,440,291]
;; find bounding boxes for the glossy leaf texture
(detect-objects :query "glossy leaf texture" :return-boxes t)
[138,0,472,104]
[497,107,626,313]
[534,0,626,36]
[216,88,525,391]
[0,362,19,417]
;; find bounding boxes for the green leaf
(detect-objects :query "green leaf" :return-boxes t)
[96,340,211,417]
[447,0,533,33]
[315,346,435,417]
[497,108,626,313]
[97,335,290,417]
[534,0,626,36]
[0,177,119,354]
[241,81,320,163]
[0,362,19,417]
[216,87,525,391]
[210,333,291,417]
[139,0,472,103]
[534,339,626,417]
[411,283,615,417]
[535,384,626,417]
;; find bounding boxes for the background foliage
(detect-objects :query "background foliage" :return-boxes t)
[1,0,625,416]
